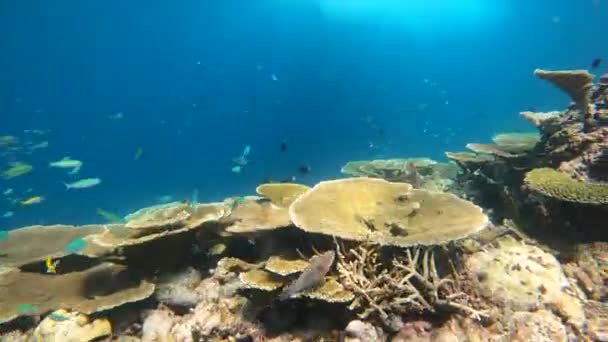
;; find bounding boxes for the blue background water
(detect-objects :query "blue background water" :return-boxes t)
[1,0,607,229]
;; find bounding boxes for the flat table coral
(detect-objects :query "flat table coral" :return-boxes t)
[0,224,104,267]
[0,263,155,324]
[223,196,291,234]
[255,183,310,208]
[289,178,488,247]
[524,168,608,204]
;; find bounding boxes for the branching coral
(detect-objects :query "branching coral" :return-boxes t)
[334,242,487,326]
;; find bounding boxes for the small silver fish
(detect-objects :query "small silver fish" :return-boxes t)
[278,251,335,300]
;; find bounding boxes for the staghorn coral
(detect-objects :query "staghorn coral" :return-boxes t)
[289,178,488,247]
[33,309,112,342]
[256,183,310,208]
[335,242,486,327]
[524,168,608,204]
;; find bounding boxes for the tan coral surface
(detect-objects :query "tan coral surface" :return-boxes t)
[290,178,488,247]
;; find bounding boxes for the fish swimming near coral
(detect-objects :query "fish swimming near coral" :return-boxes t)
[50,157,82,175]
[20,196,44,206]
[45,256,60,274]
[232,145,252,166]
[278,250,335,300]
[63,178,101,190]
[96,208,124,223]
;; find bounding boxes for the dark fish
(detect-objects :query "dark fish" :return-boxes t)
[280,140,288,152]
[278,251,335,300]
[592,58,602,69]
[298,164,311,175]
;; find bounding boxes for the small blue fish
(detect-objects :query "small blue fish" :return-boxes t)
[190,189,199,211]
[231,165,242,174]
[64,238,87,254]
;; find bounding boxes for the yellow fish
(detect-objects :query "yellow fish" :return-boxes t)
[20,196,44,206]
[45,256,60,274]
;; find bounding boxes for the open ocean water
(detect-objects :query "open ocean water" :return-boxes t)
[0,0,607,229]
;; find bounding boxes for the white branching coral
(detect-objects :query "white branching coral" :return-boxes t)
[334,242,487,326]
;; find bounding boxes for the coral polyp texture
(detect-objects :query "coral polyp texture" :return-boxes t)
[289,177,488,247]
[524,168,608,204]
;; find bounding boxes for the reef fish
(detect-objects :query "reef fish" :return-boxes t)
[63,178,101,190]
[20,196,44,205]
[1,162,33,179]
[45,256,60,274]
[50,157,82,175]
[278,250,335,300]
[96,208,124,223]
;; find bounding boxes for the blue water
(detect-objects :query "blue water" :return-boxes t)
[1,0,607,229]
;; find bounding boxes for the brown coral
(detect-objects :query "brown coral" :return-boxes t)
[289,178,488,247]
[255,183,310,208]
[534,69,594,131]
[0,263,154,324]
[0,225,104,267]
[335,243,486,325]
[223,196,291,234]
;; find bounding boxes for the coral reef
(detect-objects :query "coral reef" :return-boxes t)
[524,167,608,204]
[335,242,486,329]
[32,309,111,342]
[464,236,584,330]
[0,263,155,324]
[289,177,488,247]
[340,158,458,191]
[534,69,594,131]
[255,183,310,207]
[1,67,607,340]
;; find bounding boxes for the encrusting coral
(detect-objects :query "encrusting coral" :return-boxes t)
[32,309,112,342]
[464,236,585,331]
